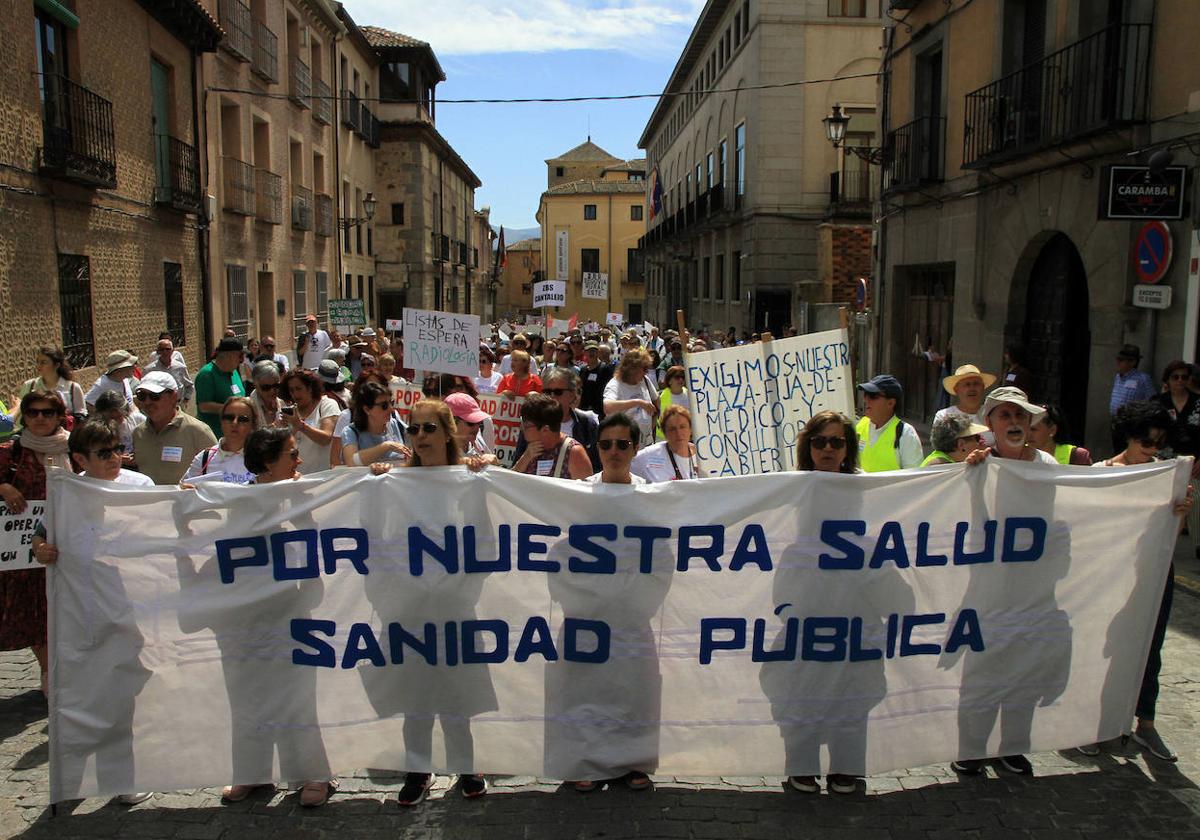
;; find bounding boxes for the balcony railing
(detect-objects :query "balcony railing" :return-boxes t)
[153,134,201,212]
[255,168,282,223]
[312,79,332,125]
[341,89,360,131]
[222,156,255,215]
[291,184,312,230]
[251,19,278,82]
[358,103,371,139]
[366,112,380,148]
[218,0,252,61]
[39,75,117,188]
[315,193,333,237]
[963,23,1151,168]
[289,55,311,108]
[829,162,875,210]
[886,116,946,191]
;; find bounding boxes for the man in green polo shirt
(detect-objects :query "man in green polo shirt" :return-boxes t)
[131,371,217,484]
[194,338,246,437]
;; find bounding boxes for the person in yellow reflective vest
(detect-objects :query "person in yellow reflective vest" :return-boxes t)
[921,414,990,467]
[1029,404,1093,465]
[855,374,923,471]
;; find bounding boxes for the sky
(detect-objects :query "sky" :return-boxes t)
[344,0,707,230]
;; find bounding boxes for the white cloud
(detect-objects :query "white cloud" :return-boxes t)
[345,0,706,55]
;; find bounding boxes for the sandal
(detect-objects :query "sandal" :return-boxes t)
[571,780,597,793]
[299,779,337,807]
[624,771,651,791]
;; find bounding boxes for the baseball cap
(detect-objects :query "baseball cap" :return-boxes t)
[445,393,489,424]
[136,371,178,394]
[857,374,903,400]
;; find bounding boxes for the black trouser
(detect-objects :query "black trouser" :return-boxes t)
[1136,564,1174,721]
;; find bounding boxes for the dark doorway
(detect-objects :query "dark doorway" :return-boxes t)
[1019,234,1090,443]
[898,265,955,426]
[754,289,790,337]
[379,290,406,329]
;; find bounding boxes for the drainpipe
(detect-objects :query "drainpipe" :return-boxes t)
[191,50,213,359]
[332,34,344,310]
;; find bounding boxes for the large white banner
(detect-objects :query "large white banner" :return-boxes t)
[46,460,1186,802]
[687,329,855,476]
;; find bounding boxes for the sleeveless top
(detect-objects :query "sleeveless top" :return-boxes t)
[522,436,578,479]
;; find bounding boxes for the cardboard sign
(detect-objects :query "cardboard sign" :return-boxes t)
[402,308,481,377]
[533,281,566,309]
[329,299,366,327]
[606,312,623,326]
[582,272,608,300]
[686,328,854,475]
[385,319,403,332]
[0,502,44,572]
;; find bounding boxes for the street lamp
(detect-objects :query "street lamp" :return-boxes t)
[823,103,889,165]
[339,191,376,230]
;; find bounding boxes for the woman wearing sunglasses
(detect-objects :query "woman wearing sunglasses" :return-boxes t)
[795,410,860,475]
[445,393,498,465]
[248,360,285,428]
[0,390,71,696]
[340,381,410,470]
[182,396,260,485]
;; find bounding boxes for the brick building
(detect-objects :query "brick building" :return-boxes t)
[497,237,541,320]
[0,0,219,398]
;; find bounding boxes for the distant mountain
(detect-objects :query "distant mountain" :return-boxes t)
[491,226,539,247]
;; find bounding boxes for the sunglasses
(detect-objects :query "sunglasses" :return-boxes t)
[598,439,633,451]
[810,435,846,451]
[89,444,126,460]
[257,382,279,391]
[409,421,441,435]
[1169,373,1189,381]
[24,407,60,418]
[543,388,571,396]
[135,390,166,401]
[222,413,253,424]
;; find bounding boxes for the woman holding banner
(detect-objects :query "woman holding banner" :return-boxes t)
[0,390,70,696]
[280,369,339,475]
[340,381,410,468]
[633,405,704,482]
[445,393,498,464]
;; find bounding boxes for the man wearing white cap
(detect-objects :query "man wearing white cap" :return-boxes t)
[86,350,139,413]
[131,371,217,485]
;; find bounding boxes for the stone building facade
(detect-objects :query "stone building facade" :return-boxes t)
[0,0,219,398]
[366,26,484,324]
[877,0,1200,453]
[638,0,881,337]
[201,0,342,349]
[536,141,647,324]
[497,238,541,321]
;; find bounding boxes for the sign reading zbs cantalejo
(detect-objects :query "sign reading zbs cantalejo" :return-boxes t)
[1103,165,1187,220]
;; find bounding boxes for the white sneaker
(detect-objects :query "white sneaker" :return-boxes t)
[117,792,153,805]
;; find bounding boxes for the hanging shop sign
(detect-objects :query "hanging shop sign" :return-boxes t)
[1103,166,1187,220]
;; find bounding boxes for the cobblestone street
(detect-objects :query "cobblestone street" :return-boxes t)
[3,544,1200,840]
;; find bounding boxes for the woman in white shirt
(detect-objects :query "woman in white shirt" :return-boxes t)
[633,405,705,482]
[602,348,658,450]
[474,346,503,394]
[18,345,87,422]
[183,396,258,485]
[280,369,339,475]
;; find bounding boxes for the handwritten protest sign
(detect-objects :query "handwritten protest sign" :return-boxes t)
[0,502,44,572]
[391,384,520,468]
[402,308,480,377]
[606,312,623,326]
[533,280,566,308]
[329,299,366,328]
[687,328,854,475]
[581,272,608,300]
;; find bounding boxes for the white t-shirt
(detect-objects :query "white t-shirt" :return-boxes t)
[474,371,503,394]
[632,440,705,483]
[300,330,333,370]
[499,355,539,376]
[603,376,658,447]
[295,396,340,474]
[183,443,254,485]
[86,374,134,408]
[114,469,154,487]
[584,473,647,486]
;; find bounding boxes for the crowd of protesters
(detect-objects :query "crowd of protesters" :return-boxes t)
[0,318,1193,806]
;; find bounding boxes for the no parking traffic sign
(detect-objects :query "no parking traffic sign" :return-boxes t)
[1133,221,1172,285]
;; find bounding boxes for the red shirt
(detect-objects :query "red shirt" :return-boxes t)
[498,374,542,397]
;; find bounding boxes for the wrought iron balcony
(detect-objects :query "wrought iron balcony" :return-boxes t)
[255,168,282,223]
[341,89,360,131]
[312,79,332,125]
[886,116,945,191]
[315,193,333,237]
[222,156,255,215]
[963,23,1151,168]
[366,112,381,148]
[39,75,117,188]
[291,184,312,230]
[828,164,874,212]
[251,19,278,82]
[218,0,252,61]
[358,102,371,139]
[153,134,201,212]
[289,55,311,108]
